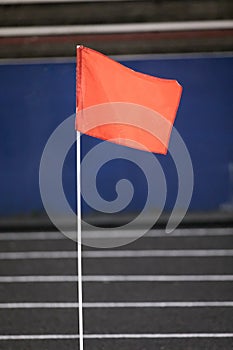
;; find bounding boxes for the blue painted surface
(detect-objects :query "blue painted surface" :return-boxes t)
[0,54,232,216]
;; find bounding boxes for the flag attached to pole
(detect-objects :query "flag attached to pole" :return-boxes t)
[76,46,182,154]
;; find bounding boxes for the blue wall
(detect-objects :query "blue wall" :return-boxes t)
[0,54,232,217]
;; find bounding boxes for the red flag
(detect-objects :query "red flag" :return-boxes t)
[76,46,182,154]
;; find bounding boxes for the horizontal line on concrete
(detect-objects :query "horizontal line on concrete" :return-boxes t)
[0,232,63,240]
[84,249,233,258]
[0,228,232,240]
[0,21,232,37]
[0,333,233,340]
[0,275,233,283]
[0,249,233,260]
[0,301,232,308]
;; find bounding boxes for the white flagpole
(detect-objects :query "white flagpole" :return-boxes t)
[76,130,84,350]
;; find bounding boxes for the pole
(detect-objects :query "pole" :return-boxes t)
[76,131,84,350]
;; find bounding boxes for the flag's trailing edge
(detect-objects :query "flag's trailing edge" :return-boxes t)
[76,45,182,154]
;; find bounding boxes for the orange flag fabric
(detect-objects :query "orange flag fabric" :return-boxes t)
[76,46,182,154]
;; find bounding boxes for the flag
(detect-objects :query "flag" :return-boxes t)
[76,46,182,154]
